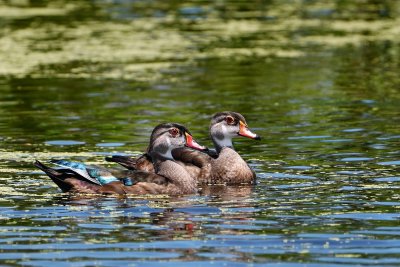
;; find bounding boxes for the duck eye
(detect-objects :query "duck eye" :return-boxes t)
[225,116,235,125]
[169,128,179,137]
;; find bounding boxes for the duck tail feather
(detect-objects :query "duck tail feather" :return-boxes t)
[34,160,73,192]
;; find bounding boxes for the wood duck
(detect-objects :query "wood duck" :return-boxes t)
[106,112,261,185]
[34,123,206,195]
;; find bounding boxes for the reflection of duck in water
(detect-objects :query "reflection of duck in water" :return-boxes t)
[199,184,254,201]
[150,208,195,233]
[35,123,206,195]
[107,111,261,185]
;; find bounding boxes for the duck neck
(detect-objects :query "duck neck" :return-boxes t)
[212,136,234,154]
[149,141,174,162]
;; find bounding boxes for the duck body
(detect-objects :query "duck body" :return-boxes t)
[34,159,176,195]
[171,146,255,185]
[208,147,255,185]
[35,123,205,195]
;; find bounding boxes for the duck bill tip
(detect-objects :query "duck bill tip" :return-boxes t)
[185,133,207,151]
[239,121,260,140]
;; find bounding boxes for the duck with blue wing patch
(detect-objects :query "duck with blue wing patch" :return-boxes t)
[35,123,207,195]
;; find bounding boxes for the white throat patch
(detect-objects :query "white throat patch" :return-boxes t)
[216,137,233,148]
[217,125,233,148]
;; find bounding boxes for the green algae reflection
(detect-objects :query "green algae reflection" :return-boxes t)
[1,0,400,80]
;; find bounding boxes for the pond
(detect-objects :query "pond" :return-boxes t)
[0,1,400,266]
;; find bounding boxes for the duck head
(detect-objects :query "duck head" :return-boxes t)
[148,123,206,160]
[210,111,261,152]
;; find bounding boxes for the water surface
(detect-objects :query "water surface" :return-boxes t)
[0,1,400,266]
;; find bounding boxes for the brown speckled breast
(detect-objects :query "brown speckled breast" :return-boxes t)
[210,147,255,185]
[156,160,197,194]
[172,148,212,184]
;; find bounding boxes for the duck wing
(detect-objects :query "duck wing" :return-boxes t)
[50,159,122,186]
[171,147,212,183]
[171,147,212,168]
[107,168,168,186]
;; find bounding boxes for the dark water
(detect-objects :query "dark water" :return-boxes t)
[1,1,400,266]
